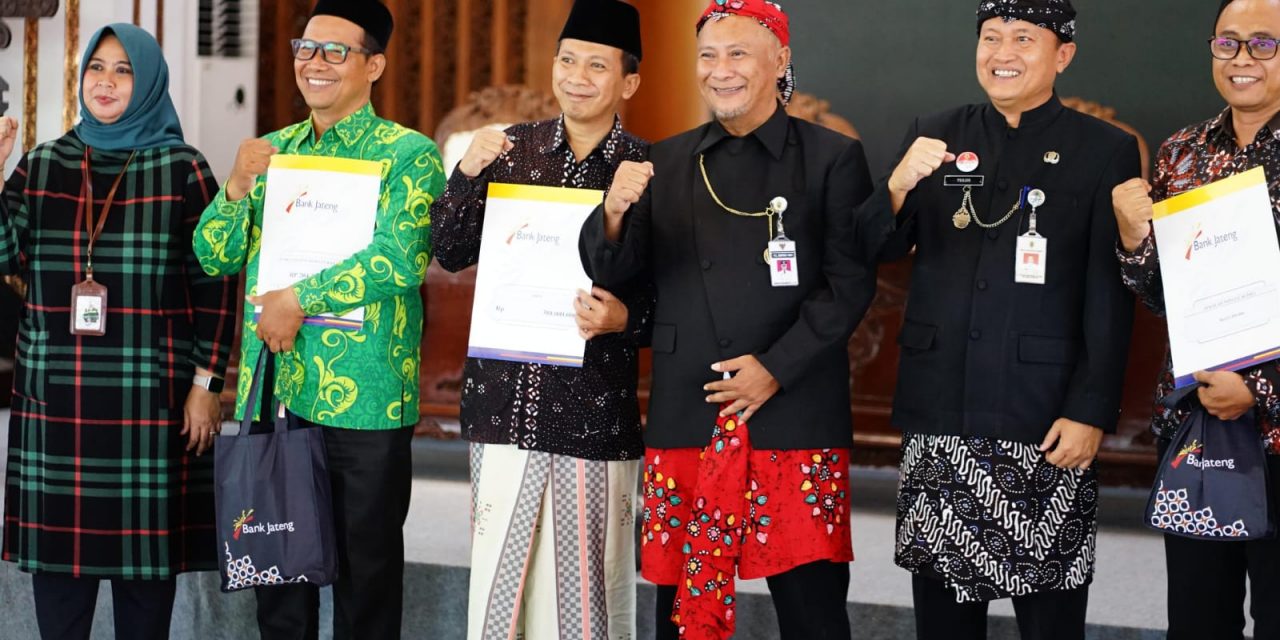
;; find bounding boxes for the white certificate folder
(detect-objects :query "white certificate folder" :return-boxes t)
[1152,166,1280,388]
[466,183,603,368]
[256,155,382,330]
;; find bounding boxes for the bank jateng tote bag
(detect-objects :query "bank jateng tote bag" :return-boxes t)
[1146,384,1274,540]
[215,350,338,591]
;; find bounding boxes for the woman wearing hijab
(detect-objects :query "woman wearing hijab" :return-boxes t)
[0,24,238,639]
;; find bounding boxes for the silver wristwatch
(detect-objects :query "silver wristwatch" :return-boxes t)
[193,373,225,393]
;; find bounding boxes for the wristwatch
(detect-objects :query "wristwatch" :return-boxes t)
[193,373,225,394]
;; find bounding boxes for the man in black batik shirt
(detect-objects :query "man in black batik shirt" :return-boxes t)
[1112,1,1280,637]
[859,1,1140,639]
[429,2,651,637]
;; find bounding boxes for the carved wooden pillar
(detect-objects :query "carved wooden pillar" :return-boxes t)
[22,16,35,151]
[62,0,77,132]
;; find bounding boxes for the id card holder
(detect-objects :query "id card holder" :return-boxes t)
[768,238,799,287]
[70,276,108,336]
[1014,233,1048,285]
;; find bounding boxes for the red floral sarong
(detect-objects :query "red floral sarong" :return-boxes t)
[640,411,853,640]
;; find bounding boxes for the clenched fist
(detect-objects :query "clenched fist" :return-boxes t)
[0,116,18,169]
[602,161,653,242]
[887,137,955,213]
[458,128,514,178]
[1112,178,1155,252]
[605,161,653,218]
[226,138,277,202]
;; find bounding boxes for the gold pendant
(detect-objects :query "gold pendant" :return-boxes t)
[953,209,971,229]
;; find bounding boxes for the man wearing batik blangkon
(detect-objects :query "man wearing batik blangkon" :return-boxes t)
[581,2,877,639]
[859,1,1139,638]
[430,1,652,638]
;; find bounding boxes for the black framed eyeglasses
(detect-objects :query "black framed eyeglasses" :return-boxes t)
[1208,36,1280,61]
[290,38,375,64]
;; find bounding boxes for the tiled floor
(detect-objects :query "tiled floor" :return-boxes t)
[0,411,1257,637]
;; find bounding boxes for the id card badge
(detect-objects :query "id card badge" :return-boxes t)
[1015,233,1048,285]
[70,276,108,336]
[768,238,799,287]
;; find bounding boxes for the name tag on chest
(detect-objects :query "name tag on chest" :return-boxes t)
[768,239,799,287]
[1015,235,1048,285]
[943,175,985,188]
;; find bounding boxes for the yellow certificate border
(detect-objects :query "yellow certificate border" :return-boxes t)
[1153,166,1267,220]
[487,183,604,206]
[270,154,384,176]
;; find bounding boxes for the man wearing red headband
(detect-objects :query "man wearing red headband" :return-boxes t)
[581,1,876,638]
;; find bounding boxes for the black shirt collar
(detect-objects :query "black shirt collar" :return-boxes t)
[1204,107,1280,149]
[983,93,1065,133]
[694,101,789,160]
[540,114,625,162]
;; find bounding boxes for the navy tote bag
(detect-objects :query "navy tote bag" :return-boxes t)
[1146,384,1274,541]
[214,350,338,591]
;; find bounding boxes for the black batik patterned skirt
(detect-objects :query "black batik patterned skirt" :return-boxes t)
[894,433,1099,602]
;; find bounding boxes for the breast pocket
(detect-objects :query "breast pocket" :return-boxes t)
[652,323,676,354]
[1012,333,1078,424]
[1026,189,1083,241]
[896,319,937,354]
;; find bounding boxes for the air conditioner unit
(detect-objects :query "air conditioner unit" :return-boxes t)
[185,0,259,180]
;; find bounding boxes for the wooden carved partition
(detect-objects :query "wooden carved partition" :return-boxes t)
[255,0,571,138]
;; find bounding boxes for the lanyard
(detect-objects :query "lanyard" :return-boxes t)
[80,146,136,277]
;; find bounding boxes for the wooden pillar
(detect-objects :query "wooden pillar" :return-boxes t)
[491,0,509,85]
[625,0,706,142]
[22,17,36,152]
[523,0,570,95]
[62,0,79,133]
[415,0,435,134]
[453,0,471,107]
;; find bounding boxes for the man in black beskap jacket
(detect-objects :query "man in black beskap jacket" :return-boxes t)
[579,4,875,637]
[857,1,1140,638]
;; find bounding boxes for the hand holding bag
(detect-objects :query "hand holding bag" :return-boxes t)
[1146,384,1274,540]
[214,350,338,591]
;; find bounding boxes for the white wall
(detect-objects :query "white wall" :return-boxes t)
[1,1,251,180]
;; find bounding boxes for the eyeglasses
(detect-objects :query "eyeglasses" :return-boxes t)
[1208,36,1280,61]
[290,38,375,64]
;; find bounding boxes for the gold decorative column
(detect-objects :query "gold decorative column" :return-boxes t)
[62,0,78,132]
[22,17,36,152]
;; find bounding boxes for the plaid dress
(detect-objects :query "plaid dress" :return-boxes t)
[0,132,238,578]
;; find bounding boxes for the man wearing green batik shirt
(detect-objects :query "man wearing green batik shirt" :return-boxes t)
[192,1,442,637]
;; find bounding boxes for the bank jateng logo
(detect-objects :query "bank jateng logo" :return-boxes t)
[1183,222,1240,261]
[231,508,296,539]
[1171,440,1202,468]
[504,220,561,247]
[232,509,255,540]
[285,189,340,215]
[284,189,309,214]
[1171,439,1237,470]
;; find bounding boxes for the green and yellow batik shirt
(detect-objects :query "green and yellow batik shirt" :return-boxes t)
[194,103,445,430]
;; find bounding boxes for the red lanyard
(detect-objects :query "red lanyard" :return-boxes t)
[80,146,136,277]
